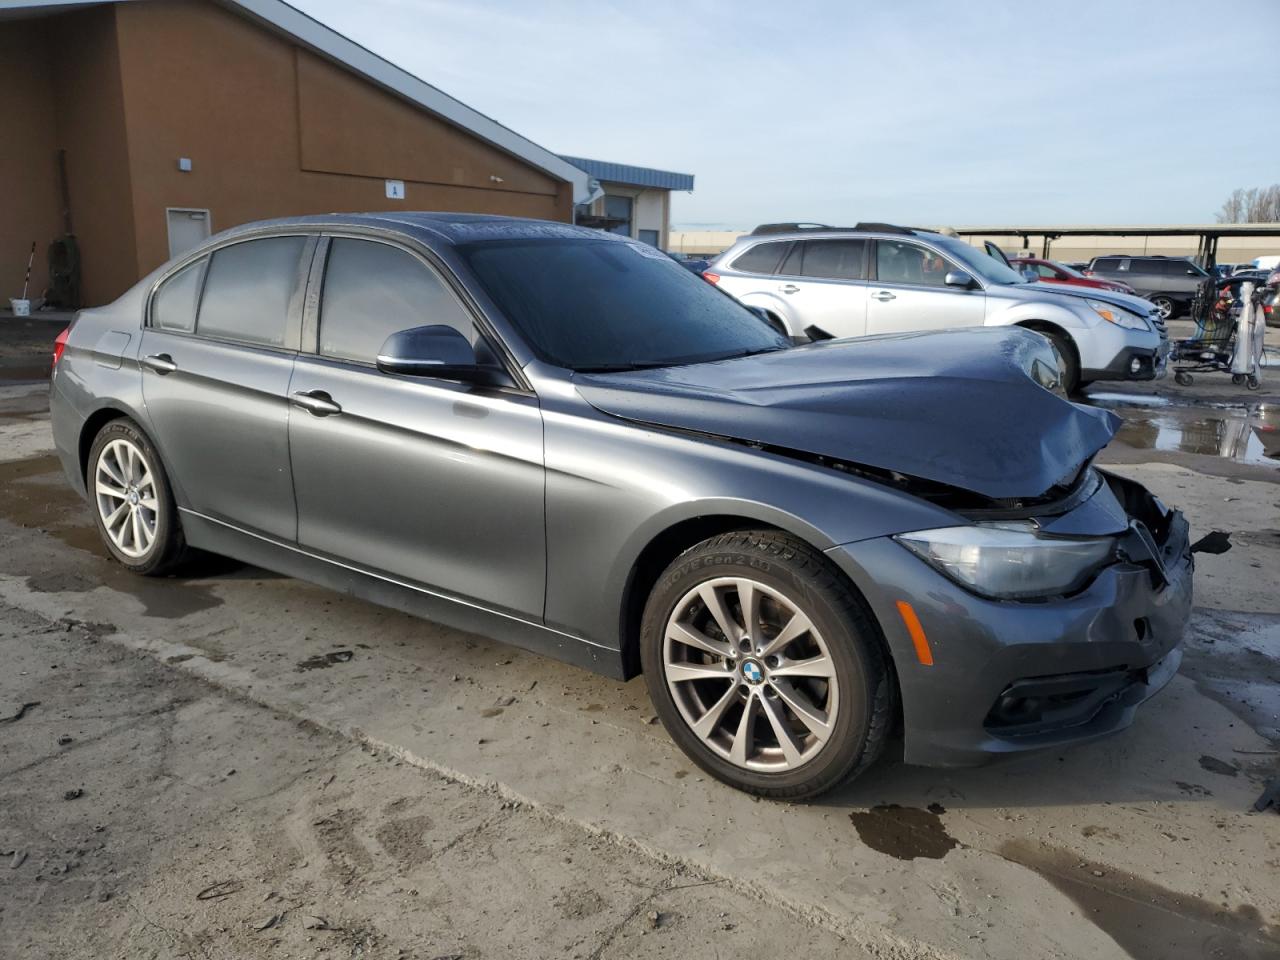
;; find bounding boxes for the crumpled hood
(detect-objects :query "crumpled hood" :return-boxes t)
[574,327,1120,501]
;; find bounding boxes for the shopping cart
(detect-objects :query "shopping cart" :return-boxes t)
[1170,276,1262,389]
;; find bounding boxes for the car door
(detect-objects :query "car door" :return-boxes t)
[1166,259,1207,296]
[773,239,869,338]
[139,234,312,541]
[287,235,546,620]
[866,238,986,335]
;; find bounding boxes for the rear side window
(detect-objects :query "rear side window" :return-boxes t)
[796,239,867,281]
[731,242,789,275]
[319,238,474,364]
[197,237,306,347]
[1092,257,1121,272]
[151,257,207,333]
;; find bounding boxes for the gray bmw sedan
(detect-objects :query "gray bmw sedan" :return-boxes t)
[49,214,1193,799]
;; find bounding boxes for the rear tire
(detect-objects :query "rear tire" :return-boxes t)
[640,530,891,800]
[86,419,189,576]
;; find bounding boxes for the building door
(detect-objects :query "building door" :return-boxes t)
[166,208,211,259]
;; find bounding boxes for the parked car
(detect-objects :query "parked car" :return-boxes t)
[667,251,711,274]
[49,213,1192,799]
[1083,255,1210,320]
[1011,256,1137,295]
[706,224,1168,393]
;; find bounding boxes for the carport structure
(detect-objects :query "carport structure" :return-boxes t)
[949,223,1280,268]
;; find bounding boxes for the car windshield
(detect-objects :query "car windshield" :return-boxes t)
[459,237,790,371]
[1053,261,1086,279]
[934,235,1031,285]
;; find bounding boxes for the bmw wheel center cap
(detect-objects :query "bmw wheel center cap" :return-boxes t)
[740,659,765,685]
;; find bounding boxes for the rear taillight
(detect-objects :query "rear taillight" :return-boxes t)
[1083,270,1095,277]
[702,271,720,285]
[52,326,71,367]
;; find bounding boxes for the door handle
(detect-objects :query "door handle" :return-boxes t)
[141,353,177,374]
[779,284,800,294]
[290,390,342,417]
[871,291,897,302]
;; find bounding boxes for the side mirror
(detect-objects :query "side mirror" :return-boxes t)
[944,270,976,289]
[1021,268,1040,282]
[376,325,505,384]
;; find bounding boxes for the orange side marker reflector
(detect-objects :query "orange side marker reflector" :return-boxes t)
[896,600,934,666]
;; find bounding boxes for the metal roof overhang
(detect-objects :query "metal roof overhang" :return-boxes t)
[560,156,694,192]
[947,224,1280,238]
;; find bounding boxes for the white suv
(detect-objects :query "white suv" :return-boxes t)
[706,223,1168,393]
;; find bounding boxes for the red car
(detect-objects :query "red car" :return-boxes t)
[1012,257,1137,295]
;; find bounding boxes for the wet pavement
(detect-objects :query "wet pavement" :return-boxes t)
[1089,391,1280,468]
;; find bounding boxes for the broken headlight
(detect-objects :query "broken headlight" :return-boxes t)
[894,522,1116,600]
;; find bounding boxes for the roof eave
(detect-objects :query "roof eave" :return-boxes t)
[222,0,592,202]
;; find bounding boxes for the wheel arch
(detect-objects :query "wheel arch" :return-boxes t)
[79,407,133,482]
[614,509,896,688]
[78,404,187,508]
[1017,318,1078,364]
[735,292,794,336]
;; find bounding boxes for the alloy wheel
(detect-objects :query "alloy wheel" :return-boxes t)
[1152,297,1173,320]
[663,576,840,772]
[94,438,159,558]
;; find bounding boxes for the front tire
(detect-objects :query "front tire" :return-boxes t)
[640,530,891,799]
[1041,329,1080,396]
[86,419,188,575]
[1151,295,1175,320]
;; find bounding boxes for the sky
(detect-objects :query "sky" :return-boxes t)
[291,0,1279,230]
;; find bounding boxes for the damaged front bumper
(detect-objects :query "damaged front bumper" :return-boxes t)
[827,470,1193,768]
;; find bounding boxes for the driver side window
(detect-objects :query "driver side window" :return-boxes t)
[875,240,956,288]
[319,238,475,365]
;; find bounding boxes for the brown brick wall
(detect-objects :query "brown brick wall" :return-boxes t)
[1,0,574,306]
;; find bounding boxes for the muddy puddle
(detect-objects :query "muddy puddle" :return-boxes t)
[1000,840,1280,960]
[848,804,959,860]
[0,365,50,383]
[1087,393,1280,467]
[0,454,223,619]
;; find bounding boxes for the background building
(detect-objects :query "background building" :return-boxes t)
[562,157,693,248]
[1,0,591,306]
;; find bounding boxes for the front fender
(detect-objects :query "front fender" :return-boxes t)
[540,397,963,648]
[988,297,1093,331]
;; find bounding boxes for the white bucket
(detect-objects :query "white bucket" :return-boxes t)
[9,298,31,317]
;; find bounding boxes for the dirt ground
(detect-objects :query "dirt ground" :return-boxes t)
[1,318,1278,960]
[0,601,858,960]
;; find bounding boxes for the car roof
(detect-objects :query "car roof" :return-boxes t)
[210,212,615,247]
[743,222,939,240]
